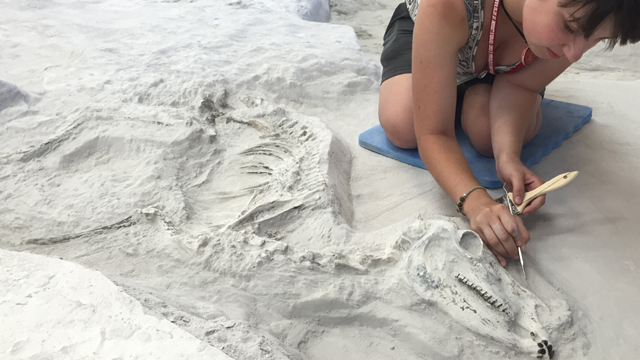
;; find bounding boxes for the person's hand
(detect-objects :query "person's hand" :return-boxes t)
[496,157,546,215]
[465,195,530,266]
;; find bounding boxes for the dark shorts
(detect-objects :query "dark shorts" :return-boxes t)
[380,2,545,98]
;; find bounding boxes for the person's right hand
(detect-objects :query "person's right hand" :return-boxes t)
[465,196,530,267]
[496,157,546,215]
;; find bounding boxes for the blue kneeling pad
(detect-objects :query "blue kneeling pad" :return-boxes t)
[358,98,592,188]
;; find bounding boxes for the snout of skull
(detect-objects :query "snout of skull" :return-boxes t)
[536,340,554,359]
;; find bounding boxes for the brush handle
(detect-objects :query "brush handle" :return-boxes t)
[509,171,579,213]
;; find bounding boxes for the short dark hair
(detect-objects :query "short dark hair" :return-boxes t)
[560,0,640,48]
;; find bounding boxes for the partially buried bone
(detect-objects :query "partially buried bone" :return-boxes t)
[402,220,568,358]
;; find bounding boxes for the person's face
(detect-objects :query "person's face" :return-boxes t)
[522,0,613,63]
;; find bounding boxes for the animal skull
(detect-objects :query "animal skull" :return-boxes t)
[403,219,568,358]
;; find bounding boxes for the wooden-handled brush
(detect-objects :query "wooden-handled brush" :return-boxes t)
[497,171,579,215]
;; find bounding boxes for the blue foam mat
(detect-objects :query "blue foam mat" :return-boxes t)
[359,98,592,188]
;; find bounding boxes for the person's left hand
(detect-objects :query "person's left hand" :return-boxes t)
[496,158,546,215]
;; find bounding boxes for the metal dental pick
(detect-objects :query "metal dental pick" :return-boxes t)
[517,247,527,282]
[503,183,527,283]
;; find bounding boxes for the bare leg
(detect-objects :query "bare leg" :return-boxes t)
[378,74,417,149]
[460,85,542,158]
[379,77,542,155]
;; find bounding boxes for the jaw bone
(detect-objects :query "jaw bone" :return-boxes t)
[403,220,567,359]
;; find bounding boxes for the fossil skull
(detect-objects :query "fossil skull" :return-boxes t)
[403,219,568,359]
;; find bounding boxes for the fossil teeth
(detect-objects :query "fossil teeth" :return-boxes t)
[455,273,508,314]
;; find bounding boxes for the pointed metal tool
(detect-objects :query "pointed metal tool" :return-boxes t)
[517,246,527,282]
[502,183,527,283]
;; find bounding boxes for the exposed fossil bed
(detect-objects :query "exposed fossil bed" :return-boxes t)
[1,0,639,359]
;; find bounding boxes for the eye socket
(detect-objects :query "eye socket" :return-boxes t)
[456,230,483,258]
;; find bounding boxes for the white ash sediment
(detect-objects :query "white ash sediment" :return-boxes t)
[2,89,589,359]
[2,0,639,358]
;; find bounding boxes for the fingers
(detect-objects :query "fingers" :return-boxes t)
[494,215,520,258]
[522,194,546,215]
[510,176,525,206]
[525,172,546,189]
[470,202,531,265]
[479,227,509,265]
[519,171,546,214]
[513,216,531,247]
[478,216,520,260]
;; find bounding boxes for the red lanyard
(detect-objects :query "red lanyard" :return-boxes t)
[487,0,536,75]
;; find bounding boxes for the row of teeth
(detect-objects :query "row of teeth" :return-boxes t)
[455,274,509,313]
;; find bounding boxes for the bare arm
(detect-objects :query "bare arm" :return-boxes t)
[412,0,492,215]
[411,0,580,263]
[490,57,572,208]
[412,0,573,263]
[491,56,572,161]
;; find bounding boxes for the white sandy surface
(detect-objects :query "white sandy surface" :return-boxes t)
[1,0,639,359]
[0,249,232,359]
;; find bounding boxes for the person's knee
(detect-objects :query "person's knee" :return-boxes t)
[474,141,493,157]
[380,114,417,149]
[461,110,493,157]
[469,131,493,157]
[460,85,493,157]
[524,105,543,143]
[378,75,416,149]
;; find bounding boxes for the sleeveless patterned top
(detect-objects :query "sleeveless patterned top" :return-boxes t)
[405,0,519,85]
